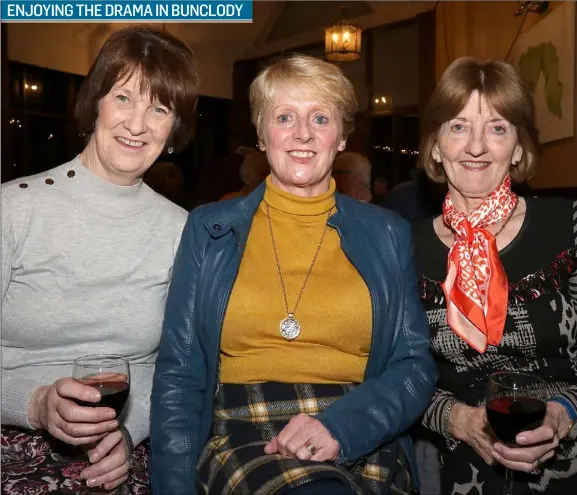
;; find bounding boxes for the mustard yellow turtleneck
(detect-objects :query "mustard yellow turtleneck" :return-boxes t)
[220,176,372,384]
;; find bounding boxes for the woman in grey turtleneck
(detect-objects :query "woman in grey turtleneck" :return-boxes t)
[1,26,199,493]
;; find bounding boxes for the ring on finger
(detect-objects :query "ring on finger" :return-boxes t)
[305,442,317,456]
[530,460,543,475]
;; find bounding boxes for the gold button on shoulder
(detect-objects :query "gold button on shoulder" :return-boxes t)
[45,178,54,185]
[18,183,28,189]
[67,170,76,178]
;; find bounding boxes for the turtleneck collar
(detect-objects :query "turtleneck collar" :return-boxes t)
[263,175,336,216]
[58,156,153,213]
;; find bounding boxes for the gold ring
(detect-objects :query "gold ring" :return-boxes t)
[530,461,543,475]
[305,442,317,456]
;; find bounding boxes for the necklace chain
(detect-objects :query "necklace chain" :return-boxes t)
[265,203,332,319]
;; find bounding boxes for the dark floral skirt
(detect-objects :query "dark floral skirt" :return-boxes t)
[1,427,150,495]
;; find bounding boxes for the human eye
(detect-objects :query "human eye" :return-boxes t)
[449,121,466,133]
[276,113,292,125]
[492,124,508,135]
[313,114,329,125]
[115,94,130,104]
[152,105,170,115]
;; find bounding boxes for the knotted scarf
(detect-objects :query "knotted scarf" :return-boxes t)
[442,176,517,352]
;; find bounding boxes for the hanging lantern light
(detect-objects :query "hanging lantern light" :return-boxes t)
[324,8,362,62]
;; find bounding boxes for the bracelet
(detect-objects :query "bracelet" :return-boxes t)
[442,398,456,437]
[119,424,134,455]
[443,398,460,451]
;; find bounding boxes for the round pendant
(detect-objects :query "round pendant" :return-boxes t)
[280,316,301,340]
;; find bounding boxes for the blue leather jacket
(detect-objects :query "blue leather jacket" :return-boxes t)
[150,182,437,494]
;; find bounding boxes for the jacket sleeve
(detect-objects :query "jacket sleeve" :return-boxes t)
[316,221,437,462]
[150,214,206,495]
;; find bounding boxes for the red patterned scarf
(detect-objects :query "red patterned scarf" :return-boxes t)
[442,176,518,352]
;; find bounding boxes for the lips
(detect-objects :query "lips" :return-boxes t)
[461,161,491,171]
[116,137,145,148]
[288,150,315,158]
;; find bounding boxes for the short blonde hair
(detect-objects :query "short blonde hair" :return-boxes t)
[419,57,540,183]
[249,53,357,139]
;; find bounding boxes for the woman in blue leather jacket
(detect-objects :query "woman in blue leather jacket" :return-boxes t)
[150,54,436,495]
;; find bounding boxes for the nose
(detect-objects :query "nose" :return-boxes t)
[124,107,147,136]
[465,126,488,157]
[294,118,312,142]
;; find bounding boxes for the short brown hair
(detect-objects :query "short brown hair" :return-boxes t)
[249,53,357,139]
[75,26,200,153]
[419,57,540,183]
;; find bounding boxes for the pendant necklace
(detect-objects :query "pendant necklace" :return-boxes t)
[265,203,332,341]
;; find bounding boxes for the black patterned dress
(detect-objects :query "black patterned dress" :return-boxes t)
[414,197,577,495]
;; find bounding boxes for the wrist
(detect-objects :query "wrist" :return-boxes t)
[447,402,470,441]
[119,424,134,454]
[548,401,572,439]
[28,385,50,429]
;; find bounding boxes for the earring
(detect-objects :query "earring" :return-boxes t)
[167,147,174,155]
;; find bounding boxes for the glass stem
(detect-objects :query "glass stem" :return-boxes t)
[504,467,514,495]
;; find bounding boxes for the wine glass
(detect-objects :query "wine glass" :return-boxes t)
[485,371,548,495]
[73,354,130,418]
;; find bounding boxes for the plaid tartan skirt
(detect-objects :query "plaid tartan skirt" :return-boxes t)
[1,427,150,495]
[197,383,413,495]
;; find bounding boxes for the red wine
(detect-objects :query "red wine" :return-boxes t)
[76,381,130,417]
[487,396,546,444]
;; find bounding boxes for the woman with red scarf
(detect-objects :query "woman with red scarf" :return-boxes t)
[414,57,577,494]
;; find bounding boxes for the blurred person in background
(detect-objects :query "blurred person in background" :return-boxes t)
[220,147,270,200]
[372,175,390,205]
[385,168,444,223]
[332,151,372,203]
[144,161,185,207]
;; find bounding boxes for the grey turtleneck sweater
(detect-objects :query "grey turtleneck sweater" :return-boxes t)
[1,157,188,446]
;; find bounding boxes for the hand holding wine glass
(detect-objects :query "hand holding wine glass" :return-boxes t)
[72,354,131,490]
[73,354,130,417]
[485,371,548,495]
[28,377,121,446]
[491,402,564,471]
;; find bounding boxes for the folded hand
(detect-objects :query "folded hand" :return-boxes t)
[264,413,339,462]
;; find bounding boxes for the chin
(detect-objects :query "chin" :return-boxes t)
[454,177,500,197]
[458,184,498,199]
[288,171,317,186]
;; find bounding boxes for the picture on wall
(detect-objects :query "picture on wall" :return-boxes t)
[511,2,575,143]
